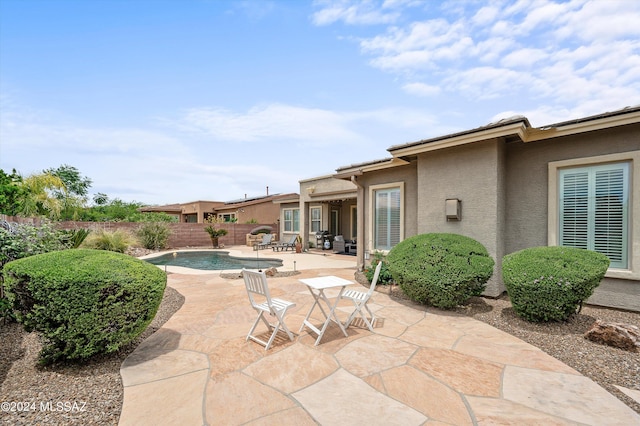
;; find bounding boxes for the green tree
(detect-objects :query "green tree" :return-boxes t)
[17,173,67,219]
[0,169,25,216]
[44,165,92,220]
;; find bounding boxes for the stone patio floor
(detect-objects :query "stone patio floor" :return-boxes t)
[120,247,640,425]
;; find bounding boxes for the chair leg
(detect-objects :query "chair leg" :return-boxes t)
[247,311,265,342]
[346,302,376,332]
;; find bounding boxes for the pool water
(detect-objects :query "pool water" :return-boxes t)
[145,251,283,270]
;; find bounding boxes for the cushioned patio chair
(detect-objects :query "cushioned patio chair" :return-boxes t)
[255,233,274,250]
[333,235,345,253]
[273,234,298,251]
[242,269,296,350]
[340,261,382,332]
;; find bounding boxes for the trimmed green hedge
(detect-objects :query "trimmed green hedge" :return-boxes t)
[387,233,494,309]
[502,246,609,322]
[2,249,166,363]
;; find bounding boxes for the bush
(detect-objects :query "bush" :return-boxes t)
[0,221,71,269]
[137,222,171,250]
[365,252,393,285]
[81,229,137,253]
[0,221,73,323]
[387,233,494,309]
[502,246,610,322]
[2,249,166,363]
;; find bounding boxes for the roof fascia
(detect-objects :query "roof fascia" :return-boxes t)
[389,121,528,157]
[334,157,409,179]
[523,109,640,142]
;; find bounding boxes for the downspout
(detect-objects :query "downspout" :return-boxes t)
[351,175,365,272]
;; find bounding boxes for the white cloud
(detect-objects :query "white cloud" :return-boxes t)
[402,82,440,97]
[472,5,500,26]
[175,103,366,146]
[311,0,402,26]
[336,0,640,116]
[500,47,548,68]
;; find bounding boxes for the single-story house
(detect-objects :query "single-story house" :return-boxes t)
[297,106,639,312]
[140,192,298,225]
[139,200,225,223]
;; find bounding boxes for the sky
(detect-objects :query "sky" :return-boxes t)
[1,0,639,206]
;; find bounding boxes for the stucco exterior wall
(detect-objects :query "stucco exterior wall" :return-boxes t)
[416,139,506,296]
[357,161,418,256]
[505,123,640,310]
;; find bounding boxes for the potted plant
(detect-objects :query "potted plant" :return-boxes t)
[204,217,228,248]
[295,235,303,253]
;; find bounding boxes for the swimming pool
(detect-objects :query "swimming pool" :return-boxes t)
[145,251,283,270]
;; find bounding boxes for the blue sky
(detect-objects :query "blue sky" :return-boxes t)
[1,0,639,205]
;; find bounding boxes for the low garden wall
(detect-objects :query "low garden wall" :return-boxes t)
[55,221,280,248]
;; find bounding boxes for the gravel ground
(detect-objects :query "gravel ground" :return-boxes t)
[0,285,185,425]
[1,276,638,425]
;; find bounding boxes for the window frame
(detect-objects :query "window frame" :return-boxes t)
[548,151,639,280]
[310,206,322,233]
[283,208,299,233]
[368,182,404,253]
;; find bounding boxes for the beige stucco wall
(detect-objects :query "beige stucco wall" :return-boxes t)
[505,123,640,311]
[416,139,506,296]
[357,161,418,257]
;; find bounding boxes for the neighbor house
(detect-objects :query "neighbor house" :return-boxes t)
[140,193,298,225]
[139,200,224,223]
[322,106,639,312]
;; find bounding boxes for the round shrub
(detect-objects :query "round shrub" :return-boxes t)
[2,249,166,363]
[387,233,494,309]
[502,246,609,322]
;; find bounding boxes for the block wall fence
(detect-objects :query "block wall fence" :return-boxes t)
[1,216,279,248]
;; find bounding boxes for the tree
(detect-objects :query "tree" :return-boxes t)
[0,169,25,216]
[44,165,92,220]
[44,164,92,199]
[17,173,67,219]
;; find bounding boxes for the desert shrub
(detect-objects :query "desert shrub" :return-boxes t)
[59,228,91,248]
[387,233,494,309]
[2,249,166,363]
[137,222,171,250]
[502,246,610,322]
[365,251,393,285]
[0,221,70,269]
[0,221,73,323]
[81,229,137,253]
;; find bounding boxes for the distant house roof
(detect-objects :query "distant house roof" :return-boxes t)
[139,203,183,213]
[216,193,299,210]
[139,200,225,213]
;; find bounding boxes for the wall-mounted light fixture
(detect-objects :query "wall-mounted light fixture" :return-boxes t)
[446,198,461,221]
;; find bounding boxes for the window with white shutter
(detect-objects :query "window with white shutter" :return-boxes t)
[374,187,401,250]
[559,162,629,269]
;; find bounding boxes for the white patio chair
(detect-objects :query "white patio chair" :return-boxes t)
[242,268,296,350]
[340,261,383,332]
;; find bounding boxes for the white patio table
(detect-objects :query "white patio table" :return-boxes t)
[299,275,353,346]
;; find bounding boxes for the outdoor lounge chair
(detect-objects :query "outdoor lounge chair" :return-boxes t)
[273,234,298,251]
[242,268,296,350]
[340,261,382,332]
[255,233,274,250]
[333,235,345,253]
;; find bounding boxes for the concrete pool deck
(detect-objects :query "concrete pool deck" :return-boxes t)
[121,246,640,425]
